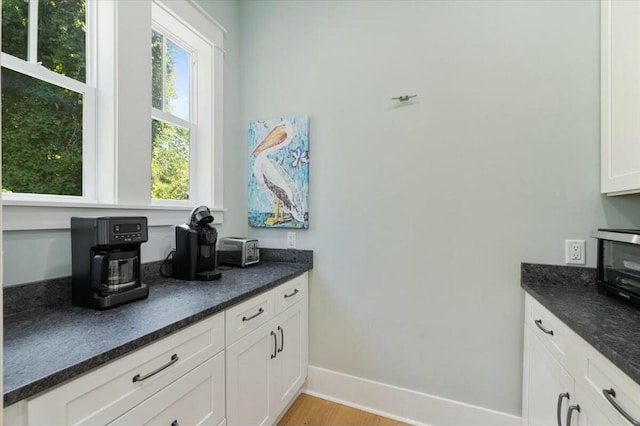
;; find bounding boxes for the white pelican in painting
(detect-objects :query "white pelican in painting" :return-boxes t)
[252,120,305,226]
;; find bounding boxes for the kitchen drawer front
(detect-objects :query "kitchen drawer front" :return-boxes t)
[225,291,274,346]
[525,295,576,368]
[27,313,224,426]
[274,273,308,315]
[579,342,640,426]
[109,351,225,426]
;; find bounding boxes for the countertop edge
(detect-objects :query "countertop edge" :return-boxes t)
[3,263,311,407]
[521,278,640,387]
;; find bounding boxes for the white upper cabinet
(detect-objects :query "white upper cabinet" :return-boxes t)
[601,0,640,195]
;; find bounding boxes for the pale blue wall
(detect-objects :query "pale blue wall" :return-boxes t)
[238,0,640,415]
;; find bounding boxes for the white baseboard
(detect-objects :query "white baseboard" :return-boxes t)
[303,365,522,426]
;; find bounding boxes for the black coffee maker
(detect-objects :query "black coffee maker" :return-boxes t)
[71,216,149,309]
[174,206,222,281]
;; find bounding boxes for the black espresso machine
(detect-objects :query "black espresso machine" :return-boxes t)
[71,216,149,309]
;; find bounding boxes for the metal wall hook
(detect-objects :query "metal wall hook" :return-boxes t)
[392,95,417,102]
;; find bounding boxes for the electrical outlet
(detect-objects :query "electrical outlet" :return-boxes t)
[286,232,297,249]
[565,239,586,265]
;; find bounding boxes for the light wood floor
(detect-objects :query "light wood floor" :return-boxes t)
[278,394,408,426]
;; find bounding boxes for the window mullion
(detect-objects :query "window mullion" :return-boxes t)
[28,0,39,63]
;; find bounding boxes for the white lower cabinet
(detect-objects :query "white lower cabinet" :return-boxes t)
[523,294,640,426]
[568,388,615,426]
[271,302,307,413]
[6,313,225,426]
[523,326,574,426]
[226,276,308,426]
[523,330,610,426]
[226,320,273,426]
[3,273,310,426]
[109,351,226,426]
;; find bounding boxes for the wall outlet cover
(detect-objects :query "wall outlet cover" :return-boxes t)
[565,239,586,265]
[286,232,297,249]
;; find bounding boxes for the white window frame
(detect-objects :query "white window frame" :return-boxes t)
[1,0,97,203]
[151,0,225,211]
[1,0,226,231]
[151,3,211,207]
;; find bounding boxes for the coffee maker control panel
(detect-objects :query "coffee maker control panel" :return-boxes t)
[71,216,149,245]
[104,218,148,244]
[112,222,145,242]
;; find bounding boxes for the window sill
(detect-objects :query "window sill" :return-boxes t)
[2,200,226,231]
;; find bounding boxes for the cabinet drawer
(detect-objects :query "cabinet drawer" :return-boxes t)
[109,351,225,426]
[225,291,274,346]
[27,313,224,426]
[580,344,640,426]
[274,273,308,315]
[525,295,576,368]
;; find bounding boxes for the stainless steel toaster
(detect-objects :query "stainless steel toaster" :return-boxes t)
[218,237,259,267]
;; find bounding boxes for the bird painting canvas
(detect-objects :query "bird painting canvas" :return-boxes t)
[248,115,309,228]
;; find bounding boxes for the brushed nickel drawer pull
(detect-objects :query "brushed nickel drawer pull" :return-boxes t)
[603,388,640,425]
[278,325,284,353]
[557,392,569,426]
[132,354,178,382]
[284,289,299,299]
[271,331,277,359]
[534,319,554,336]
[242,307,264,322]
[566,404,580,426]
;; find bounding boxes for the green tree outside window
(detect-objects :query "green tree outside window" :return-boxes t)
[1,0,86,196]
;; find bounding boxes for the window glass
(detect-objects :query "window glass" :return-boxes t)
[152,30,163,110]
[1,68,83,196]
[151,119,190,201]
[38,0,86,82]
[151,27,193,201]
[165,39,190,120]
[1,0,28,60]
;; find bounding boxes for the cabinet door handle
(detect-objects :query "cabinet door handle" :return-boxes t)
[242,307,264,322]
[271,331,277,359]
[557,392,569,426]
[566,404,580,426]
[132,354,179,382]
[603,388,640,425]
[534,319,554,336]
[277,325,284,353]
[284,288,299,299]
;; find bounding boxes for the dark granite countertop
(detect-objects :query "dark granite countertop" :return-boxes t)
[521,263,640,387]
[3,251,312,407]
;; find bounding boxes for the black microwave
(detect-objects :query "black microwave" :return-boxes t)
[592,229,640,306]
